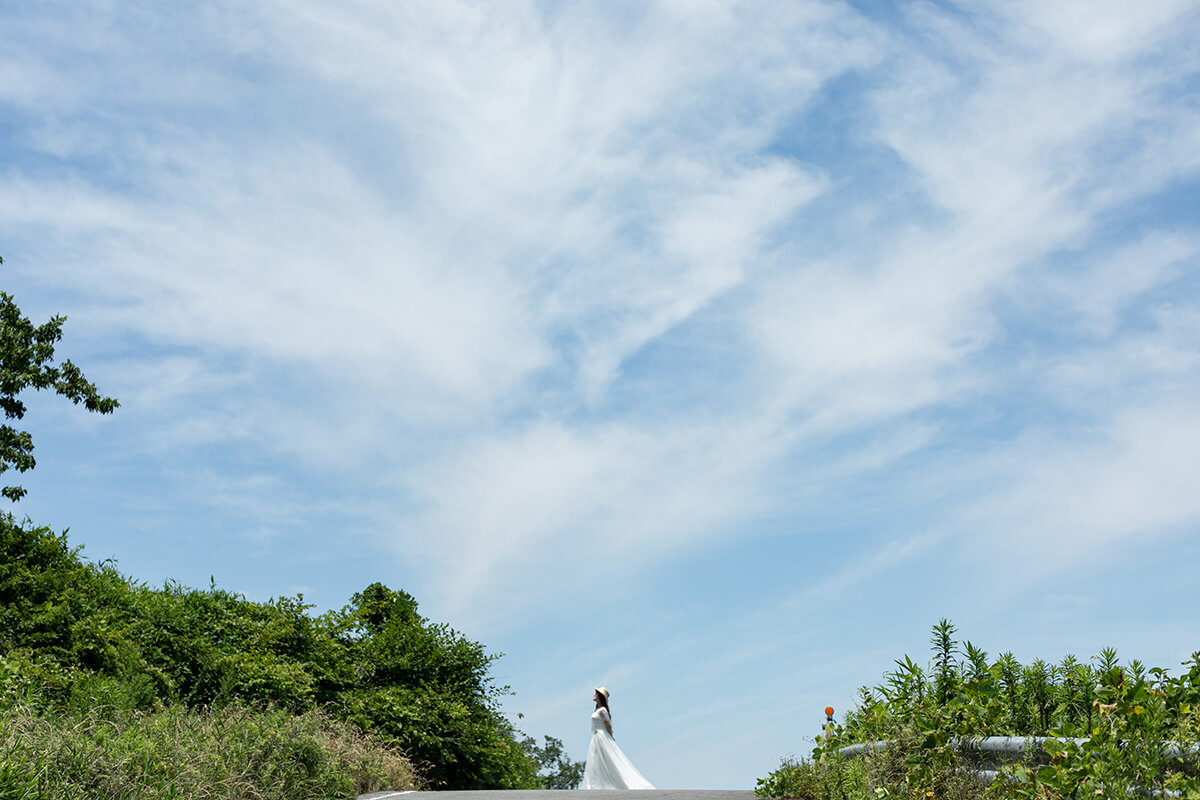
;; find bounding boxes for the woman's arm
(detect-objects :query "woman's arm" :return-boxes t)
[602,708,613,737]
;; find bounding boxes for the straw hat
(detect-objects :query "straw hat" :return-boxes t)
[595,686,610,700]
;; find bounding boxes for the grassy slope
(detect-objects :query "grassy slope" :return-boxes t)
[1,514,544,797]
[1,701,420,800]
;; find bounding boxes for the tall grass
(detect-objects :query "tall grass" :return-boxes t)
[0,701,419,800]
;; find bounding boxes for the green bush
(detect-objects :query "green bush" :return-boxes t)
[215,650,316,709]
[0,515,548,789]
[758,726,982,800]
[756,754,868,800]
[759,621,1200,800]
[325,583,543,788]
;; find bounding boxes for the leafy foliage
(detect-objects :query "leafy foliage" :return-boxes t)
[325,583,543,789]
[755,754,868,800]
[758,621,1200,799]
[0,255,118,502]
[522,734,586,789]
[0,517,554,790]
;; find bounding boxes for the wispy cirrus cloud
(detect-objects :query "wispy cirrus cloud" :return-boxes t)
[3,0,1195,592]
[401,414,786,619]
[2,2,1200,787]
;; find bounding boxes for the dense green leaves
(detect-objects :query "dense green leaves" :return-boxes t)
[0,518,550,789]
[761,621,1200,799]
[0,255,118,502]
[320,582,543,788]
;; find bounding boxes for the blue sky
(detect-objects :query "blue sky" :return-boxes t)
[3,0,1200,789]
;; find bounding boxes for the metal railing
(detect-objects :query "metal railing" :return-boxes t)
[837,736,1199,785]
[840,736,1200,758]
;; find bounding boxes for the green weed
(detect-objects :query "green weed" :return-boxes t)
[0,701,419,800]
[759,621,1200,800]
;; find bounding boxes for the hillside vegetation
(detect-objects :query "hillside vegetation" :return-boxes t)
[758,620,1200,800]
[0,257,573,798]
[0,514,556,797]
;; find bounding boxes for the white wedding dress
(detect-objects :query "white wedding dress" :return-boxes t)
[582,707,654,790]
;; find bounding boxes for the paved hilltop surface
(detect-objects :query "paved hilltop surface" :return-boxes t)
[361,791,756,800]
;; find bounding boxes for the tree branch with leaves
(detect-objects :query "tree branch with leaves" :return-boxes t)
[0,254,119,501]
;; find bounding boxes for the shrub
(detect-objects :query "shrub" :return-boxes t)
[758,728,981,800]
[759,622,1200,800]
[756,754,868,800]
[0,518,548,789]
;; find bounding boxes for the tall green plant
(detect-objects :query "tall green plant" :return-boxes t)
[1022,659,1055,734]
[931,618,959,707]
[994,652,1025,733]
[781,622,1200,800]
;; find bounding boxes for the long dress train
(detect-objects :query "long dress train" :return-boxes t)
[582,707,654,790]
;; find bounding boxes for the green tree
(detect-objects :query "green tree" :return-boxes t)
[327,583,543,789]
[0,254,119,501]
[522,733,586,789]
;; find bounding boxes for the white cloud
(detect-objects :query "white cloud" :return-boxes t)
[799,529,946,602]
[1037,233,1198,338]
[953,399,1200,573]
[3,2,1200,786]
[242,0,878,400]
[995,0,1200,63]
[399,415,784,623]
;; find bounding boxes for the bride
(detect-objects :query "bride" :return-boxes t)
[582,687,654,790]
